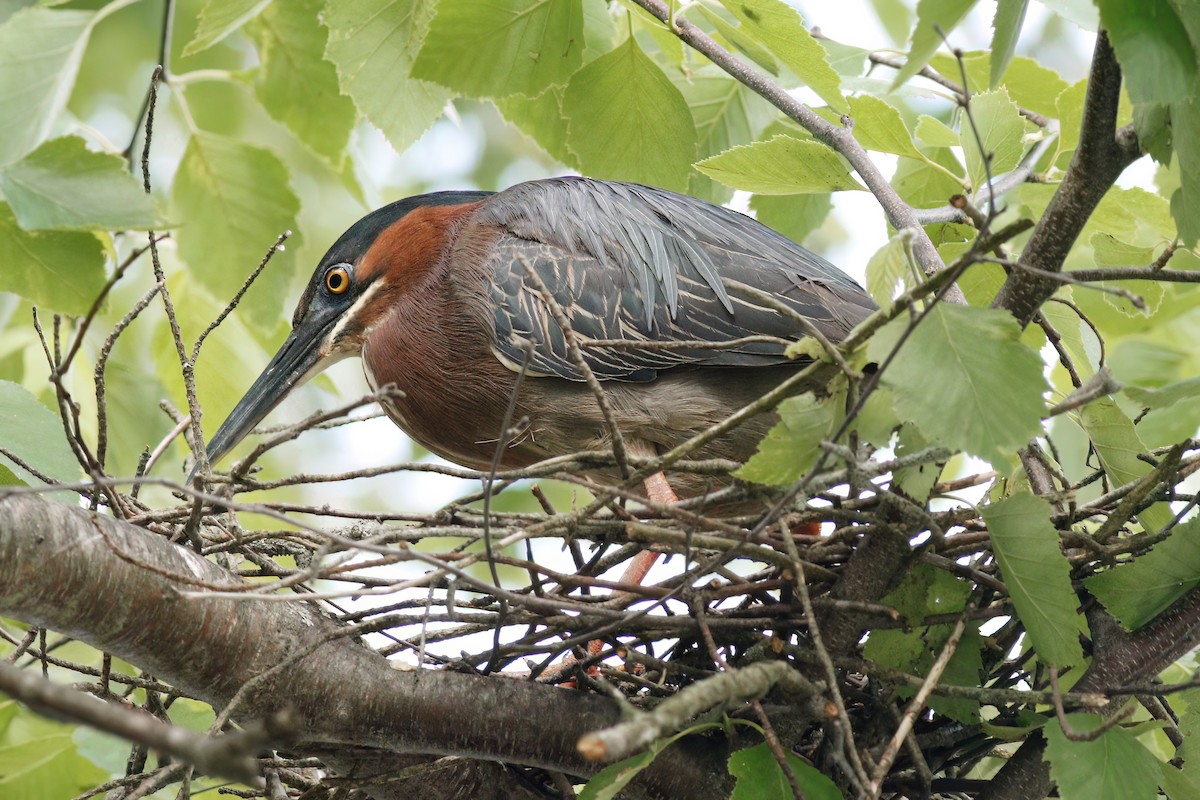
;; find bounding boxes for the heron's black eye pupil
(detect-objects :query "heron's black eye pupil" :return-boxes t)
[325,266,350,294]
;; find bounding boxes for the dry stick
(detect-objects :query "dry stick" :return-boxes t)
[191,231,291,364]
[1048,666,1135,742]
[576,660,821,763]
[868,617,969,798]
[790,554,872,794]
[693,598,802,800]
[630,0,964,303]
[136,67,205,550]
[0,661,264,785]
[94,282,164,470]
[991,31,1142,326]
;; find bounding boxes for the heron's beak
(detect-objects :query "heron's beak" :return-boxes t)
[196,308,340,477]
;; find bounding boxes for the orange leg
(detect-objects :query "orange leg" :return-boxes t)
[585,472,679,660]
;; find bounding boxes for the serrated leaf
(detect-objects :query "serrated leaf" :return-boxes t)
[729,743,842,800]
[0,7,94,166]
[412,0,583,97]
[1001,57,1068,118]
[914,114,959,148]
[246,0,357,165]
[693,5,778,76]
[323,0,450,154]
[716,0,844,111]
[736,386,844,485]
[562,37,696,191]
[697,135,861,194]
[170,132,300,332]
[1096,0,1195,106]
[0,136,165,231]
[183,0,270,56]
[1086,518,1200,630]
[868,304,1046,466]
[848,95,922,157]
[892,150,964,208]
[678,69,777,161]
[983,492,1085,668]
[960,88,1025,192]
[1089,233,1155,267]
[990,0,1028,87]
[1077,396,1174,534]
[893,0,979,88]
[0,202,105,316]
[0,379,80,485]
[748,193,832,245]
[1044,713,1161,800]
[496,88,577,167]
[866,231,915,303]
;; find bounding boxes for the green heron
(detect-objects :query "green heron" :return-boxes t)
[203,178,874,529]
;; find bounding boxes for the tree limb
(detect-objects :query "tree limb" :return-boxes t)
[0,493,731,800]
[991,32,1141,325]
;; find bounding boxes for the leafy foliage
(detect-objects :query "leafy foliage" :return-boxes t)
[0,1,1198,798]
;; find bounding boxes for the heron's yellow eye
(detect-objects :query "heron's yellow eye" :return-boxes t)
[324,265,350,295]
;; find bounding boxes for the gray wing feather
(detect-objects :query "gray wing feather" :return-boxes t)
[475,177,874,382]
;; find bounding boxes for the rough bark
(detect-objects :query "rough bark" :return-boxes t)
[0,493,731,800]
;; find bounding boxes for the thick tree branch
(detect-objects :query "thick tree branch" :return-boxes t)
[991,32,1141,325]
[0,493,730,800]
[980,588,1200,800]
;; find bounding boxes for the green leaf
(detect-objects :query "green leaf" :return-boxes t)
[246,0,358,165]
[1086,518,1200,630]
[728,743,842,800]
[866,230,915,303]
[960,88,1025,192]
[1077,396,1174,534]
[716,0,844,111]
[562,37,696,191]
[412,0,583,97]
[893,0,979,88]
[0,202,105,316]
[496,88,578,167]
[1096,0,1196,105]
[983,492,1085,668]
[1125,377,1200,410]
[868,304,1046,466]
[183,0,270,56]
[1162,764,1200,800]
[914,115,959,148]
[0,7,94,166]
[1001,57,1069,118]
[869,0,914,46]
[1089,233,1155,268]
[693,5,778,76]
[679,69,777,161]
[1169,94,1200,247]
[736,386,844,485]
[0,733,109,799]
[170,132,300,331]
[848,95,922,158]
[749,193,833,246]
[697,135,861,194]
[0,136,165,231]
[1044,713,1161,800]
[323,0,450,154]
[990,0,1028,87]
[0,379,80,485]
